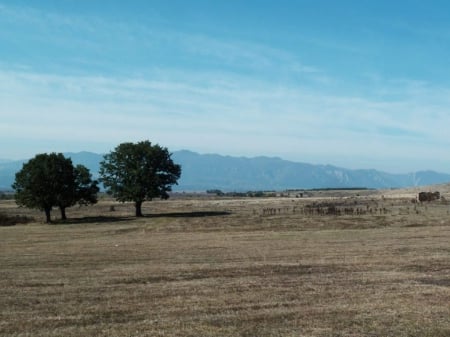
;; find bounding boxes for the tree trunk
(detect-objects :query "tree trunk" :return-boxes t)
[44,207,52,223]
[135,201,143,217]
[59,206,67,220]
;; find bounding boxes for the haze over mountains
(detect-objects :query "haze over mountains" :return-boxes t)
[1,150,450,192]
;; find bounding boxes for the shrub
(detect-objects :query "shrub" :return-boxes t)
[0,212,34,226]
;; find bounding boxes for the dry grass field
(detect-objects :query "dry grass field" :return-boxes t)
[1,188,450,336]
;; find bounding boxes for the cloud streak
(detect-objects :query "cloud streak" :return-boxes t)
[2,64,450,171]
[2,3,450,173]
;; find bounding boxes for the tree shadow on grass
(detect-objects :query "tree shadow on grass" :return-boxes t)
[52,216,133,225]
[50,211,231,224]
[145,211,232,218]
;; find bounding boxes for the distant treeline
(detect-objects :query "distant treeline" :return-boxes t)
[0,192,14,200]
[207,187,372,197]
[299,187,372,191]
[206,190,277,197]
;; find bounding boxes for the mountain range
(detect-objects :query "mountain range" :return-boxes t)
[1,150,450,191]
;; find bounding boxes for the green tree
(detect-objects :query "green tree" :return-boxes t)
[99,141,181,217]
[12,153,99,223]
[57,164,100,220]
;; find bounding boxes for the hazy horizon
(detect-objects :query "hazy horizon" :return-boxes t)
[2,148,450,175]
[2,1,450,173]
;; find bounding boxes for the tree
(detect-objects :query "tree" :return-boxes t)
[12,153,99,223]
[99,141,181,217]
[57,164,100,220]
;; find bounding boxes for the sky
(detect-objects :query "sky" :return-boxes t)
[2,0,450,173]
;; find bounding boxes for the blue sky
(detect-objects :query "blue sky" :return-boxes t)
[2,1,450,173]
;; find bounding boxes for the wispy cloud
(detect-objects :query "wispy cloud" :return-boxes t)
[2,64,450,171]
[2,3,450,172]
[0,2,327,83]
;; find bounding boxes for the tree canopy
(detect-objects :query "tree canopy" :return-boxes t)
[99,141,181,216]
[12,153,99,223]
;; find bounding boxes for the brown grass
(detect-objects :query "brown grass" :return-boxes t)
[1,190,450,336]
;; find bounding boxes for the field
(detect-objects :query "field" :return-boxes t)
[1,188,450,336]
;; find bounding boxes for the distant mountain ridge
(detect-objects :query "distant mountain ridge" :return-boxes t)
[171,150,450,191]
[1,150,450,191]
